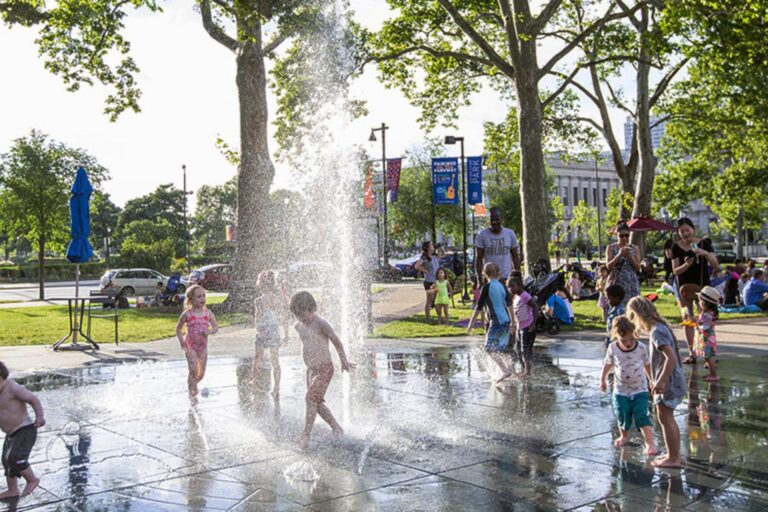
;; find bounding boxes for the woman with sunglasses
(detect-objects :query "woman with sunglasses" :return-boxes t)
[605,220,641,306]
[671,217,719,364]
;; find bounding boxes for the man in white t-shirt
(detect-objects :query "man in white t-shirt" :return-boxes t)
[475,207,521,282]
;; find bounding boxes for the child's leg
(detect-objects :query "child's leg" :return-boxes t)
[300,364,335,447]
[703,357,719,381]
[252,347,264,383]
[654,404,682,467]
[612,394,631,446]
[0,476,19,499]
[435,304,443,323]
[197,349,208,383]
[19,467,39,497]
[614,429,631,447]
[442,305,450,323]
[522,329,535,375]
[270,347,281,395]
[640,426,659,455]
[185,350,200,397]
[633,393,658,455]
[317,403,343,434]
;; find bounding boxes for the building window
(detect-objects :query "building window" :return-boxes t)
[583,187,588,205]
[562,187,568,206]
[593,187,597,206]
[602,188,607,208]
[573,187,578,203]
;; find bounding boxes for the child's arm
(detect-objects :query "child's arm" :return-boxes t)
[467,308,480,334]
[644,363,653,384]
[12,383,45,427]
[208,310,219,336]
[651,345,676,395]
[323,322,355,371]
[175,311,188,347]
[599,362,613,392]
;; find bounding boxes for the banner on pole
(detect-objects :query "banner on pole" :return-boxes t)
[431,157,459,205]
[363,166,375,210]
[467,156,483,205]
[386,158,402,203]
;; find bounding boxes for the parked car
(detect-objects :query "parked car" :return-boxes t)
[716,249,737,264]
[391,254,421,279]
[188,263,233,291]
[99,268,187,296]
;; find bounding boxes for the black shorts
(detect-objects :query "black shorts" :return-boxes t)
[423,281,435,291]
[2,424,37,478]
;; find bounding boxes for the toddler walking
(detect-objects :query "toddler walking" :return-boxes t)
[627,296,686,468]
[467,262,515,382]
[0,361,45,499]
[176,285,219,403]
[507,271,539,377]
[599,317,658,455]
[687,286,720,382]
[253,270,288,396]
[289,291,354,449]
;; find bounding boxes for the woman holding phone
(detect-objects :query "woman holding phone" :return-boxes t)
[671,217,719,364]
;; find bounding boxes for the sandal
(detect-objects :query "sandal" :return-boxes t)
[682,356,697,365]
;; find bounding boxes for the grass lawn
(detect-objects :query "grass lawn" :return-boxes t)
[374,286,766,339]
[0,295,250,347]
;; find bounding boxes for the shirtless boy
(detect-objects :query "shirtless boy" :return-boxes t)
[0,362,45,500]
[289,291,354,449]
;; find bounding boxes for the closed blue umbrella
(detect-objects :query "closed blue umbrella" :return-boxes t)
[66,167,93,345]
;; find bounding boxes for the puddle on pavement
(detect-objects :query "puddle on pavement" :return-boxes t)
[3,340,768,511]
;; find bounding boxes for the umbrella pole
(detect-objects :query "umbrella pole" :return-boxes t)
[73,264,79,344]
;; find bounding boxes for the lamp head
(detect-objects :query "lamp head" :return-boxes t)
[444,136,457,145]
[369,130,377,142]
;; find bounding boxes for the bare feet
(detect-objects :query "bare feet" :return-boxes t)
[0,490,20,500]
[614,437,630,447]
[296,433,310,450]
[645,446,660,456]
[21,478,39,497]
[652,456,682,468]
[703,375,720,382]
[496,369,515,383]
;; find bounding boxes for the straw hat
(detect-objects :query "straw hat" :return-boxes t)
[697,286,722,305]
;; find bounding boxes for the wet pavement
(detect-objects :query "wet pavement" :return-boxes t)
[3,339,768,511]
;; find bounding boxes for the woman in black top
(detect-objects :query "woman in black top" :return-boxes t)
[671,217,719,363]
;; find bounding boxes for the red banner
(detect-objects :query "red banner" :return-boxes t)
[386,158,402,203]
[363,167,375,210]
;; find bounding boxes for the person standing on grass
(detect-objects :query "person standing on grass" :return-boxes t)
[432,268,452,325]
[627,296,686,469]
[415,241,440,323]
[475,207,521,283]
[467,262,515,382]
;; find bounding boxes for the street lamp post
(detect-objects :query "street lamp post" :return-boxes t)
[445,135,470,302]
[182,164,190,273]
[369,123,389,266]
[594,156,602,257]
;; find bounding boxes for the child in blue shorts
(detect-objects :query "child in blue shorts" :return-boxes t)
[468,262,515,382]
[600,316,659,456]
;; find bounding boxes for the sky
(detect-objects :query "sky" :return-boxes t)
[0,1,632,210]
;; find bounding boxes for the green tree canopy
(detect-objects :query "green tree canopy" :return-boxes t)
[119,219,176,271]
[90,189,121,260]
[192,176,237,256]
[117,183,186,258]
[0,130,108,298]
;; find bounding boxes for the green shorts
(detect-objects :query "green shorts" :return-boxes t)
[612,391,653,431]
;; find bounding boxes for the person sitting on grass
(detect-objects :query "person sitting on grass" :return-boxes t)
[600,316,659,456]
[467,262,515,382]
[743,269,768,310]
[0,361,45,500]
[544,289,573,326]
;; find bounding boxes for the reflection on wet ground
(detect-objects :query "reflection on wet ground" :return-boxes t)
[3,340,768,511]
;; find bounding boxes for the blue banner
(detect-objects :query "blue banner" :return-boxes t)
[467,156,483,205]
[432,158,459,205]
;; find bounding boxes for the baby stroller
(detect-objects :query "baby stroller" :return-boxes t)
[524,269,565,335]
[159,272,183,306]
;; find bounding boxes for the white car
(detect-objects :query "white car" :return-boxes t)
[99,268,187,296]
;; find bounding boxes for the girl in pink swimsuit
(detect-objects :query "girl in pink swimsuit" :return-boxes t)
[176,285,219,403]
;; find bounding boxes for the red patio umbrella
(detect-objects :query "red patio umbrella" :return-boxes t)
[627,216,675,232]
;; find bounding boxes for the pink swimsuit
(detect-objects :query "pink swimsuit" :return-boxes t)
[184,310,211,353]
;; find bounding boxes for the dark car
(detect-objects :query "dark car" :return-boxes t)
[189,264,233,291]
[391,254,421,279]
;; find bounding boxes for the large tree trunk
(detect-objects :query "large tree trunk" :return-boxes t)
[515,50,549,275]
[37,235,45,300]
[229,37,275,310]
[631,6,654,255]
